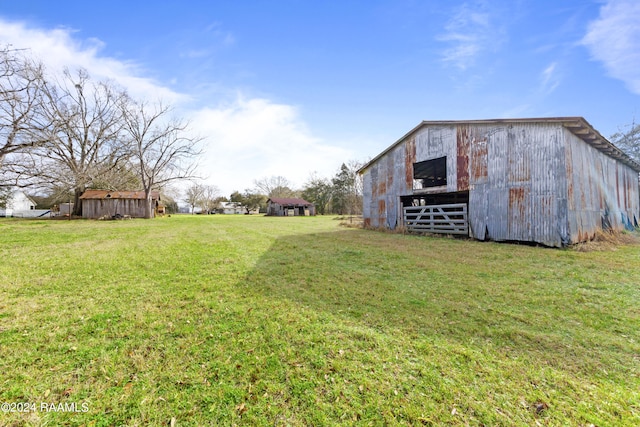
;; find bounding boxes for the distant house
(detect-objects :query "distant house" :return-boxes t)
[266,198,315,216]
[218,201,258,215]
[0,189,38,217]
[219,201,244,214]
[79,190,161,219]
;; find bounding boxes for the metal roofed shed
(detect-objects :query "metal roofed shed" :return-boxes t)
[80,190,161,219]
[358,117,640,247]
[266,198,316,216]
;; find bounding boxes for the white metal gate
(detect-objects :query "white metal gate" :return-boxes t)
[403,203,468,235]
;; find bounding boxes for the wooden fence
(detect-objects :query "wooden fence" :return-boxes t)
[403,203,468,235]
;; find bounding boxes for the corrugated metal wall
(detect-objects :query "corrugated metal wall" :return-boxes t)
[361,120,639,246]
[563,128,639,243]
[82,199,150,219]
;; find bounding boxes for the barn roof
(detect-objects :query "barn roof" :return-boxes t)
[267,197,314,206]
[358,117,640,174]
[79,190,160,200]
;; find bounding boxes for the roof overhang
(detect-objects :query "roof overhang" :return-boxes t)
[357,117,640,174]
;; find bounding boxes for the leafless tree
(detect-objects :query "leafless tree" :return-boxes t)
[200,184,221,214]
[29,68,130,215]
[121,100,202,218]
[0,48,50,185]
[611,119,640,163]
[185,182,205,214]
[253,175,296,198]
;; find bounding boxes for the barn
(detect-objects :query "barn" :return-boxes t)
[359,117,640,247]
[266,198,315,216]
[80,190,161,219]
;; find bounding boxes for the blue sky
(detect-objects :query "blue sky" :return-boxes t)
[1,0,639,195]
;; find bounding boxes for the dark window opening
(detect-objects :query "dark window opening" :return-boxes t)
[413,157,447,189]
[401,190,469,208]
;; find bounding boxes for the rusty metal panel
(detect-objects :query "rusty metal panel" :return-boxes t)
[456,125,471,191]
[417,126,457,192]
[466,122,566,246]
[562,127,640,243]
[404,137,416,190]
[361,139,413,229]
[361,119,638,246]
[487,126,508,190]
[416,126,455,161]
[468,183,488,240]
[367,165,379,228]
[486,188,508,241]
[362,172,372,223]
[508,186,531,241]
[471,134,488,182]
[507,126,532,183]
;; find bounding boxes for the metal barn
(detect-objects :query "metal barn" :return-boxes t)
[80,190,161,219]
[359,117,640,247]
[266,198,316,216]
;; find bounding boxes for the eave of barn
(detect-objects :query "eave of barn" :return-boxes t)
[359,117,640,247]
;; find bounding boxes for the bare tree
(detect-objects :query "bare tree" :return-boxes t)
[121,100,202,218]
[30,68,129,215]
[0,48,50,184]
[200,184,221,214]
[253,175,296,198]
[611,119,640,163]
[185,182,204,214]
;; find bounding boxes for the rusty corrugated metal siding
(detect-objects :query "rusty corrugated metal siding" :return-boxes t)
[563,128,639,242]
[360,117,640,247]
[82,199,150,219]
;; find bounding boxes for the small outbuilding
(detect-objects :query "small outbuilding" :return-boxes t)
[266,197,315,216]
[80,190,161,219]
[359,117,640,247]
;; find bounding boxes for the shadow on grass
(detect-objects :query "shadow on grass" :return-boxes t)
[240,227,640,375]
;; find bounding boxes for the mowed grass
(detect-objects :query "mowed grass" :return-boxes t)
[0,215,638,426]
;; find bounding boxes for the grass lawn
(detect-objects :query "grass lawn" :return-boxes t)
[0,215,639,426]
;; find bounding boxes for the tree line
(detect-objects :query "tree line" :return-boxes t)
[182,117,640,217]
[184,161,364,216]
[0,47,200,218]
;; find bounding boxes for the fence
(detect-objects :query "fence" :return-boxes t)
[403,203,468,235]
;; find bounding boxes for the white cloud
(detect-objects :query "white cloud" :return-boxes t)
[190,98,353,195]
[0,18,353,196]
[0,19,184,103]
[540,62,560,95]
[582,0,640,94]
[438,2,505,70]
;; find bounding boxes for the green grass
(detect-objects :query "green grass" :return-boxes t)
[0,215,639,426]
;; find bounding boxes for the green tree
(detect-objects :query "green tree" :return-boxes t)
[331,161,363,216]
[302,174,332,215]
[231,190,266,214]
[331,163,353,215]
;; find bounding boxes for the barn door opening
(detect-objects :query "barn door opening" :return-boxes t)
[400,191,469,235]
